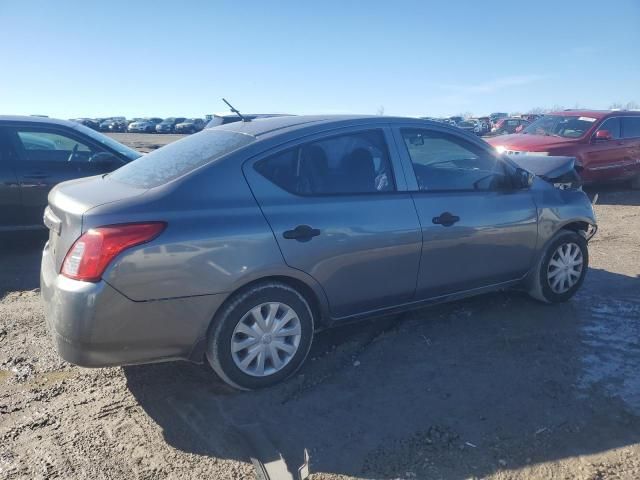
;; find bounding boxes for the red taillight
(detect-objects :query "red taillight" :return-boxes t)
[61,222,166,282]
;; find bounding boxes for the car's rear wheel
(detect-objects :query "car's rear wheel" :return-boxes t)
[206,282,314,390]
[528,230,588,303]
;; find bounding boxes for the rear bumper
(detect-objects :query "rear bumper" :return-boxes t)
[40,242,225,367]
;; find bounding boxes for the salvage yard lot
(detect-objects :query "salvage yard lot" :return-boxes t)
[1,133,640,480]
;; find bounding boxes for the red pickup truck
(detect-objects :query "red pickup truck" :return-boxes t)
[486,110,640,187]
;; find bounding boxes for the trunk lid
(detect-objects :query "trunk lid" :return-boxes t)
[45,175,147,271]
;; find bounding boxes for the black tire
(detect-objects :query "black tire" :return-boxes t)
[528,230,589,303]
[206,282,314,390]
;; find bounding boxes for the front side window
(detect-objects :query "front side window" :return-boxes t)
[255,130,395,195]
[15,129,96,162]
[401,128,507,192]
[596,117,621,139]
[622,117,640,139]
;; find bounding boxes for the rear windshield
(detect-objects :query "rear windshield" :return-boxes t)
[108,130,255,188]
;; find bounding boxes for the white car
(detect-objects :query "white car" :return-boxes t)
[127,118,163,133]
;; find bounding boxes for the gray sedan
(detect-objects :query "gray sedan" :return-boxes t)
[40,116,597,390]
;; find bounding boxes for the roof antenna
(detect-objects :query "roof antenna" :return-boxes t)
[222,98,248,122]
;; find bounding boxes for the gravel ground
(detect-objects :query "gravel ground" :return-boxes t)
[1,133,639,479]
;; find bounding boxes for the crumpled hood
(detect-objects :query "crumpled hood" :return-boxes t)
[509,155,578,182]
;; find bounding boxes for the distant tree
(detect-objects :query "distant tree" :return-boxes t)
[527,107,546,114]
[609,102,624,109]
[376,105,385,116]
[626,101,639,110]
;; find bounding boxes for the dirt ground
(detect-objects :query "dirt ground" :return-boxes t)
[1,133,639,480]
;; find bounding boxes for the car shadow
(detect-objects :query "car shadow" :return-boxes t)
[0,232,46,296]
[124,267,640,479]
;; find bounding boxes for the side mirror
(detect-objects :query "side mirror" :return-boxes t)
[594,130,612,142]
[514,167,534,189]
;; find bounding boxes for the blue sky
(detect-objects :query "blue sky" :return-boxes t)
[0,0,638,118]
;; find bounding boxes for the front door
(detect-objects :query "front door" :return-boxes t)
[394,126,538,299]
[244,127,422,319]
[581,116,630,184]
[0,128,24,229]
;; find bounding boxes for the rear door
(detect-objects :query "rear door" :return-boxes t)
[7,124,123,226]
[243,126,422,319]
[393,125,538,299]
[621,116,640,179]
[0,128,24,229]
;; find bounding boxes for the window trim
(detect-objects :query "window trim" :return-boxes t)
[396,126,514,194]
[251,127,401,198]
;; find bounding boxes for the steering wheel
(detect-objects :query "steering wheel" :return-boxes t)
[67,144,79,162]
[472,174,497,190]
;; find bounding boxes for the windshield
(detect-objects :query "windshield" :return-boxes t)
[108,130,255,187]
[72,123,141,161]
[522,115,597,138]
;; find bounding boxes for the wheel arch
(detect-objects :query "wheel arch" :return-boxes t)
[226,274,328,327]
[188,271,330,363]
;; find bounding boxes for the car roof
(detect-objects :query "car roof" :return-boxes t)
[215,114,434,139]
[0,115,79,127]
[547,110,640,119]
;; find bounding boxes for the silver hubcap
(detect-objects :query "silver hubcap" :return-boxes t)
[231,302,302,377]
[547,242,583,294]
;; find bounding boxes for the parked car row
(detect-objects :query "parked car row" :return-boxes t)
[69,116,208,134]
[423,116,490,136]
[422,113,545,137]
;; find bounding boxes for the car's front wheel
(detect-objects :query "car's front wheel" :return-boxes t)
[528,230,589,303]
[206,282,314,390]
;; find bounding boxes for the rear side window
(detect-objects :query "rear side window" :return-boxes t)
[255,130,395,195]
[622,117,640,138]
[596,117,621,139]
[108,130,254,188]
